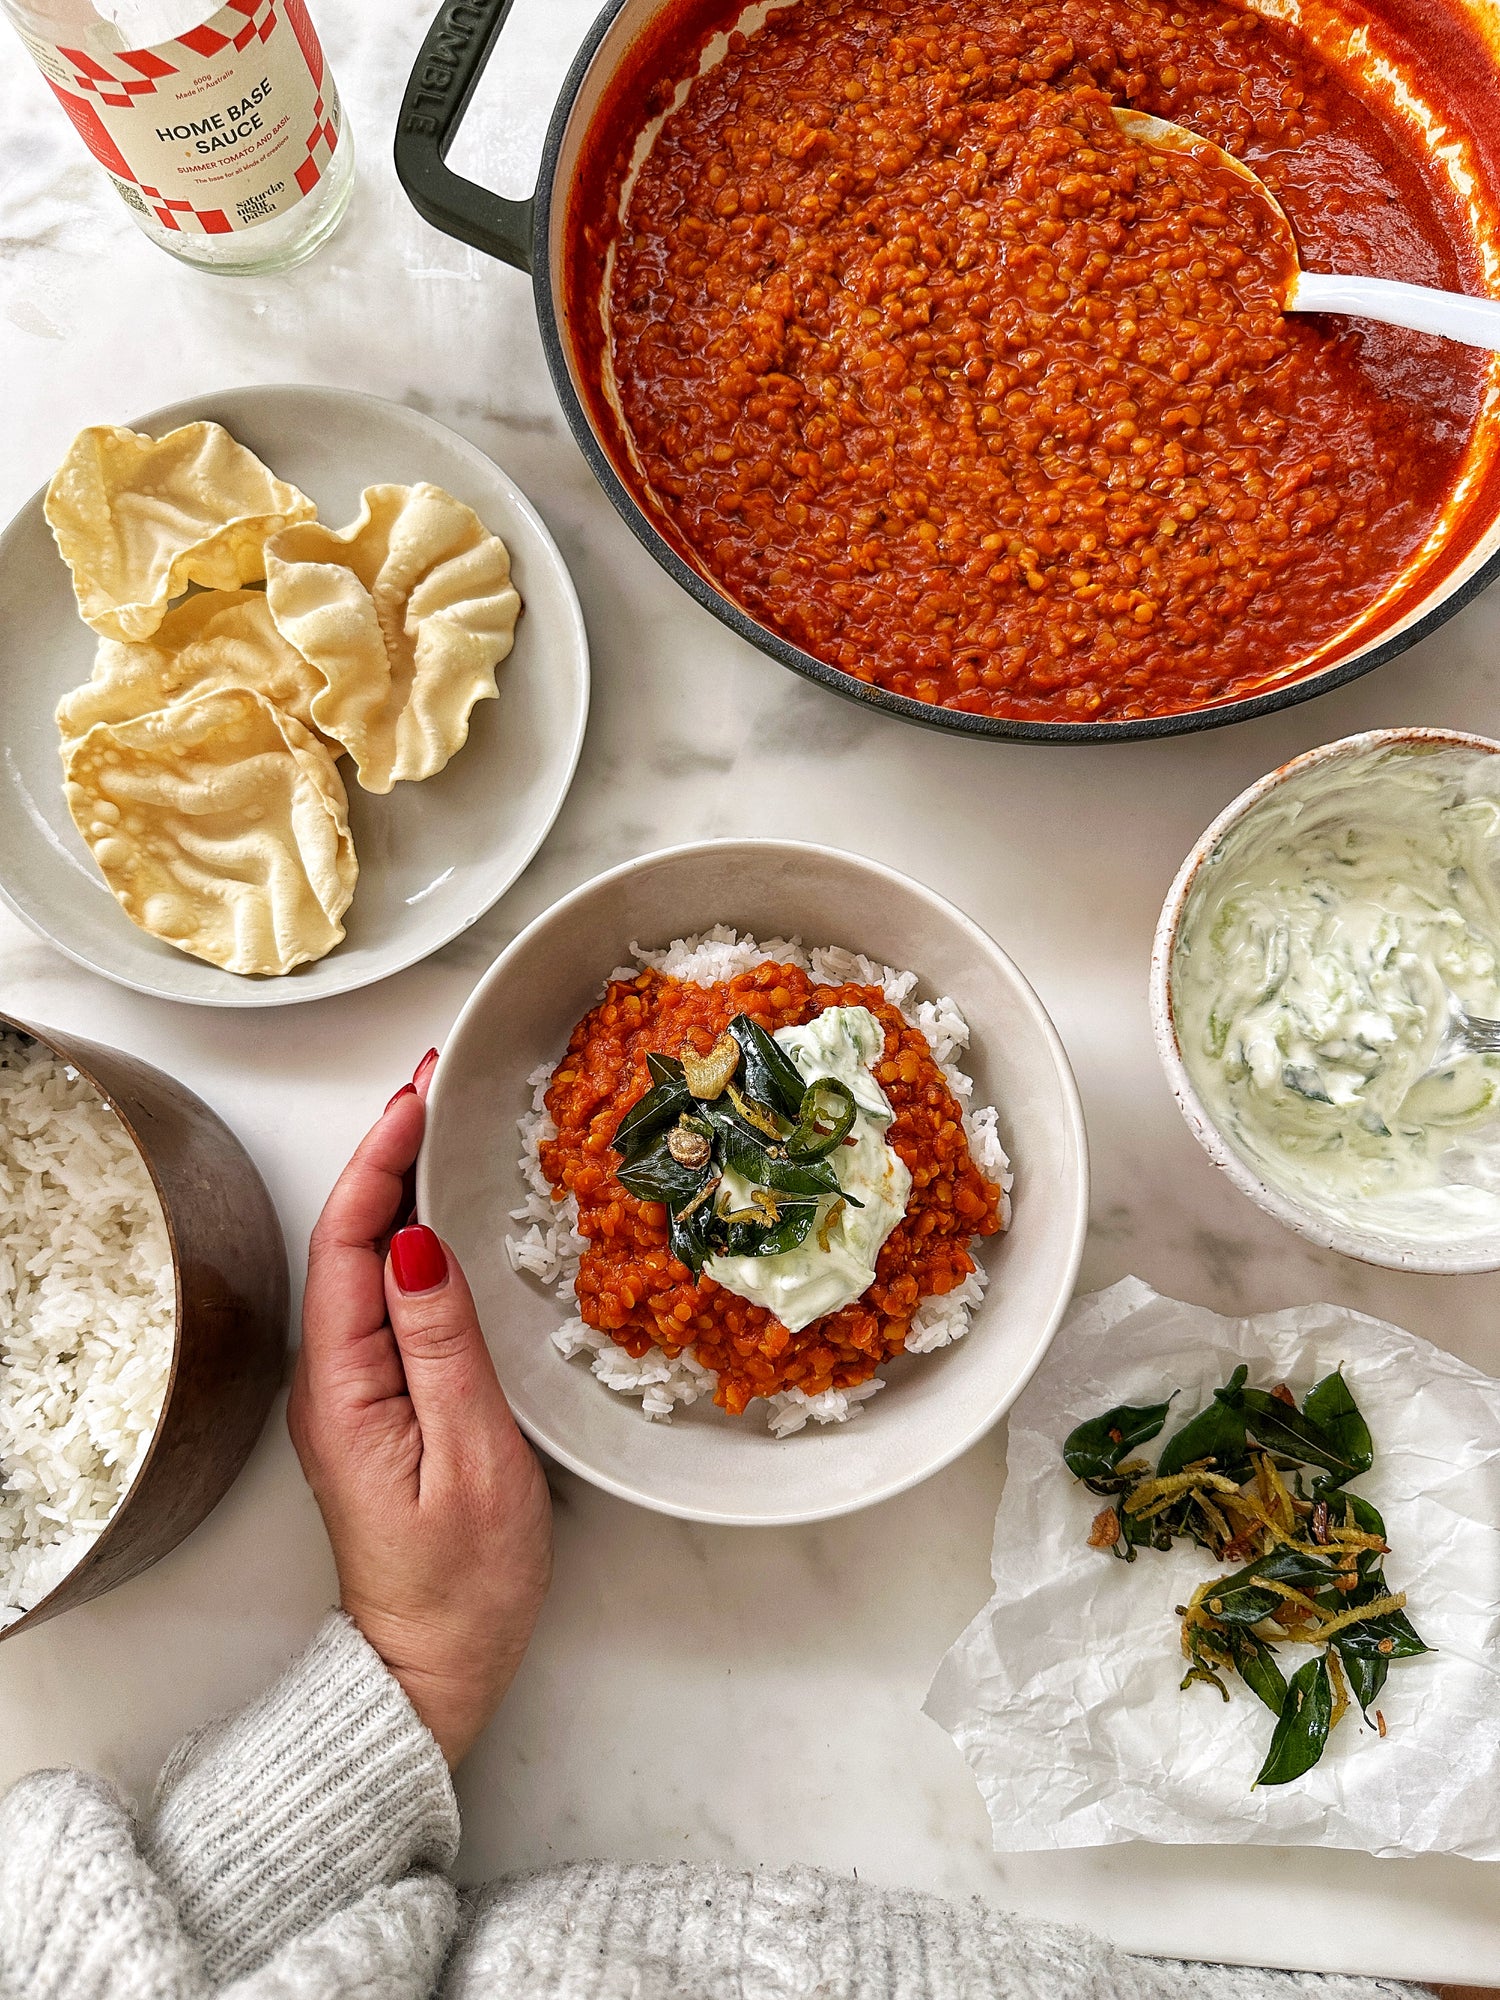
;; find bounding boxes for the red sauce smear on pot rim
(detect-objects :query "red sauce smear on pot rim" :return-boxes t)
[569,0,1500,724]
[539,961,1005,1415]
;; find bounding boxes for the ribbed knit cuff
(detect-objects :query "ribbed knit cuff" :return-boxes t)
[143,1610,459,1987]
[0,1770,207,2000]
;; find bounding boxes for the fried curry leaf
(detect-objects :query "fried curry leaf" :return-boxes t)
[615,1135,712,1209]
[1302,1370,1374,1479]
[1201,1544,1337,1626]
[1181,1662,1231,1700]
[1156,1368,1250,1479]
[668,1197,717,1277]
[1063,1398,1175,1484]
[1323,1569,1429,1661]
[1334,1643,1389,1718]
[727,1014,807,1120]
[1323,1488,1387,1545]
[1250,1544,1343,1590]
[1256,1653,1335,1787]
[1104,1504,1176,1568]
[1199,1582,1279,1627]
[1113,1504,1157,1560]
[1237,1388,1361,1481]
[613,1060,691,1158]
[704,1100,851,1200]
[720,1200,821,1259]
[1224,1628,1289,1715]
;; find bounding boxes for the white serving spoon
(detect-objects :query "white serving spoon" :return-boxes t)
[1114,107,1500,351]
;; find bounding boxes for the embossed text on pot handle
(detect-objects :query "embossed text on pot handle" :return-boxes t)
[395,0,535,272]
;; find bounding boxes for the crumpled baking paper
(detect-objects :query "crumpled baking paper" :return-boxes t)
[924,1277,1500,1858]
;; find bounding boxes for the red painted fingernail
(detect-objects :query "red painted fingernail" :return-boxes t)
[391,1224,448,1295]
[413,1048,439,1088]
[384,1081,418,1112]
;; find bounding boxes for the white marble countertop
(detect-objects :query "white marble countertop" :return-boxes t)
[2,1,1498,1984]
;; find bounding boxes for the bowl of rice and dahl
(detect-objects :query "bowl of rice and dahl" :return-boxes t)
[0,1018,286,1638]
[1,841,1083,1589]
[418,841,1089,1526]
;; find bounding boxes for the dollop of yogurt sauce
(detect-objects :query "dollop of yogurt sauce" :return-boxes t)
[1174,743,1500,1242]
[703,1006,912,1331]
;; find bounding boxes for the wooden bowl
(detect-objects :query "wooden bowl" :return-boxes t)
[0,1016,288,1639]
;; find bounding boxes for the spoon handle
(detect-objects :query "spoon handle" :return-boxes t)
[1290,270,1500,350]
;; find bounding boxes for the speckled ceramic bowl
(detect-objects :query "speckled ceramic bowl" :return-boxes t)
[418,839,1089,1524]
[1151,728,1500,1273]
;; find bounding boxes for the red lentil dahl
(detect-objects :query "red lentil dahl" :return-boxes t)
[540,961,1004,1414]
[597,0,1487,722]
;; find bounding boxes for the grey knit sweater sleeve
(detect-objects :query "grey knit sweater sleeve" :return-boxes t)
[0,1611,459,2000]
[143,1611,459,1985]
[0,1610,1444,2000]
[448,1864,1436,2000]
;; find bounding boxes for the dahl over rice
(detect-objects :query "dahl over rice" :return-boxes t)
[506,930,1011,1435]
[0,1030,174,1629]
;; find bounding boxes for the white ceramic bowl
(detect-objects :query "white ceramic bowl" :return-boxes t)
[417,840,1089,1524]
[1151,728,1500,1273]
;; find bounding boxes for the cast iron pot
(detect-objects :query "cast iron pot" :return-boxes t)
[1,1019,288,1640]
[395,0,1500,743]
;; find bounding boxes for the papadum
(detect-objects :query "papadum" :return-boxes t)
[265,482,521,794]
[46,422,315,643]
[56,589,325,742]
[64,688,357,977]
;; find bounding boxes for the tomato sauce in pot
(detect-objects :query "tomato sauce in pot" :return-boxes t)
[575,0,1497,723]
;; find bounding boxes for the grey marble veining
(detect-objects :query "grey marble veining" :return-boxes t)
[2,0,1499,1982]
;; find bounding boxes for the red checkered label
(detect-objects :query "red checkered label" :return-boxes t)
[19,1,340,237]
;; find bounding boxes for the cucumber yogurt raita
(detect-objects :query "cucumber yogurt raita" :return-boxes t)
[1173,741,1500,1242]
[704,1006,912,1330]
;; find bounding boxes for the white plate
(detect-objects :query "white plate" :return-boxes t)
[417,840,1090,1525]
[0,385,589,1007]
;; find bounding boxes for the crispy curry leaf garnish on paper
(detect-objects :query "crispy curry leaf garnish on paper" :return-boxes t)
[1063,1399,1175,1486]
[1062,1368,1428,1788]
[1156,1366,1250,1480]
[1237,1387,1366,1483]
[1224,1627,1289,1716]
[1257,1654,1339,1787]
[1303,1369,1375,1478]
[612,1014,864,1273]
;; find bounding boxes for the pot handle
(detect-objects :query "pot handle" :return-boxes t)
[395,0,535,273]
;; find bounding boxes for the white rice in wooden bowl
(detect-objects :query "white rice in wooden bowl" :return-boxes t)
[506,929,1012,1436]
[0,1029,174,1631]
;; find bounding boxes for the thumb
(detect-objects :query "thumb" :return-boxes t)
[384,1225,515,1461]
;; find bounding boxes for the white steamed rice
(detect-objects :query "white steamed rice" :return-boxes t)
[0,1030,175,1629]
[505,929,1012,1437]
